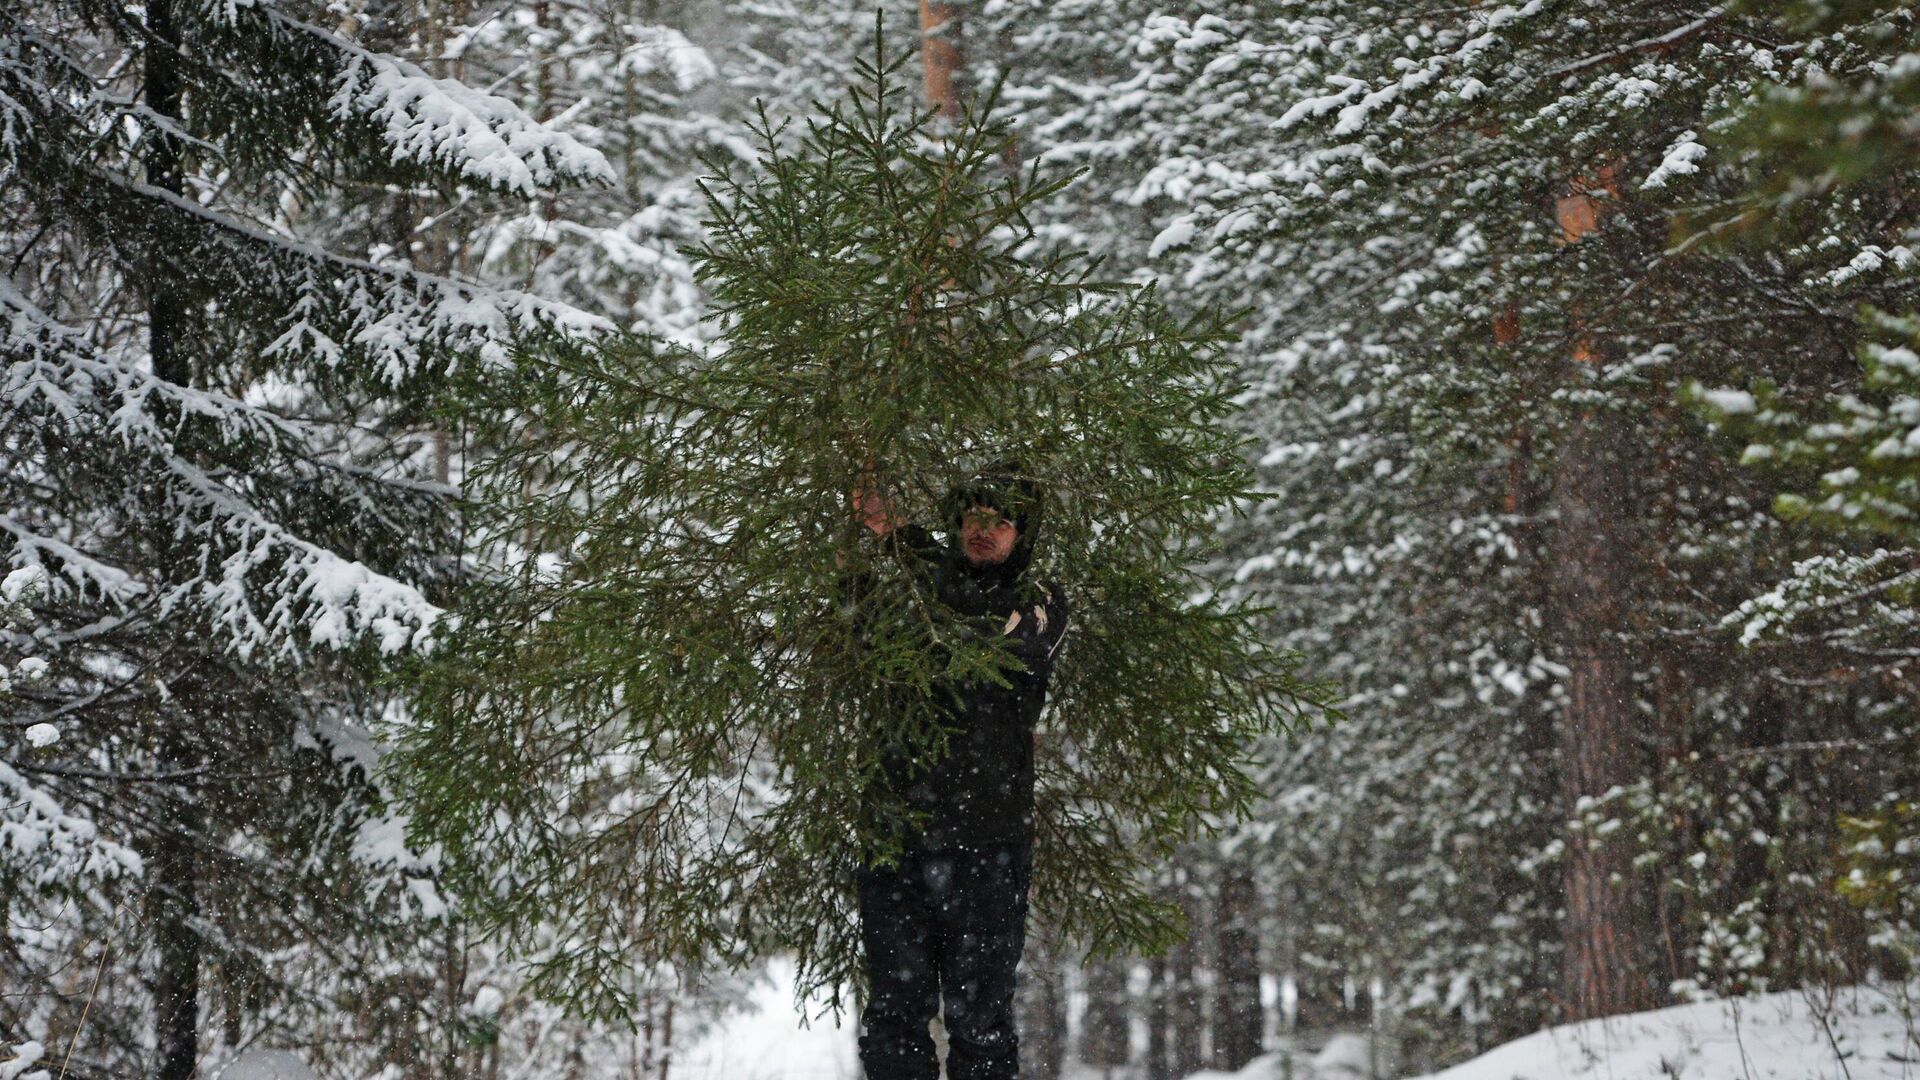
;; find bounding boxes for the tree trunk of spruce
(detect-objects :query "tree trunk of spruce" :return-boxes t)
[143,3,203,1076]
[919,0,963,120]
[149,732,203,1080]
[1550,403,1654,1020]
[440,920,468,1078]
[1213,861,1263,1068]
[1292,965,1345,1033]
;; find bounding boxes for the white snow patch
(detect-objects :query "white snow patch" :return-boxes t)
[1180,1048,1294,1079]
[1826,244,1917,287]
[1698,387,1756,415]
[1151,216,1199,258]
[1643,130,1707,188]
[1,566,45,602]
[212,1049,317,1080]
[2,1039,47,1080]
[471,984,504,1017]
[321,27,613,196]
[1411,983,1918,1079]
[1313,1034,1373,1077]
[672,958,859,1080]
[618,25,718,91]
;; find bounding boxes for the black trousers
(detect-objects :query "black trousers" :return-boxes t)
[855,841,1033,1080]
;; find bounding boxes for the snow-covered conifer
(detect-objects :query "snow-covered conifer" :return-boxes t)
[1,0,607,1071]
[1091,0,1920,1057]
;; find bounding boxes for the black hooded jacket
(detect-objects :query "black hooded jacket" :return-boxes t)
[844,493,1070,849]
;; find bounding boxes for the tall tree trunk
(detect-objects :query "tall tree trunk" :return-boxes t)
[1292,964,1345,1033]
[144,4,203,1076]
[656,997,674,1080]
[148,733,203,1080]
[144,2,185,385]
[1549,406,1654,1019]
[1548,177,1656,1022]
[439,920,466,1078]
[1169,933,1203,1076]
[1212,861,1263,1068]
[1018,923,1067,1080]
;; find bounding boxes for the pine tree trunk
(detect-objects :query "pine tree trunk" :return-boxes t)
[1292,965,1344,1033]
[1018,924,1067,1080]
[1212,862,1263,1068]
[1548,180,1655,1023]
[440,920,466,1078]
[657,997,674,1080]
[919,0,963,120]
[144,3,186,391]
[1079,956,1132,1072]
[1550,405,1653,1020]
[148,738,203,1080]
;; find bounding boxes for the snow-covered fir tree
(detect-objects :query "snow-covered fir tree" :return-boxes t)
[0,0,611,1073]
[1689,0,1920,993]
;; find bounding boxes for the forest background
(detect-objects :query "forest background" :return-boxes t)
[3,1,1917,1078]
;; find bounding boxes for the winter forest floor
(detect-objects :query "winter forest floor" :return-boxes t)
[661,963,1919,1080]
[1413,983,1919,1080]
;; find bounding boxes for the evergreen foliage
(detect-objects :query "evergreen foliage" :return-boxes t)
[1055,0,1920,1061]
[1687,0,1920,640]
[391,32,1335,1019]
[428,5,741,337]
[1684,0,1920,993]
[1,0,606,1071]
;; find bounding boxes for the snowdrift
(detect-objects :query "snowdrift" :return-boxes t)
[1412,984,1916,1080]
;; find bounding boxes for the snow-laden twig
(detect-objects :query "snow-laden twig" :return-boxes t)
[267,6,615,196]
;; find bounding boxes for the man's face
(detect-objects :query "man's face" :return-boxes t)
[960,504,1018,566]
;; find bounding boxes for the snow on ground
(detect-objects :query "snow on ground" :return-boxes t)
[1411,984,1918,1080]
[1177,1050,1298,1080]
[660,969,1917,1080]
[211,1050,318,1080]
[1170,1038,1365,1080]
[671,958,860,1080]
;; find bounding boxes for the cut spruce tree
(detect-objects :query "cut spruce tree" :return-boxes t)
[392,32,1336,1018]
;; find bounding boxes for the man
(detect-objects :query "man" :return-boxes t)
[844,459,1070,1080]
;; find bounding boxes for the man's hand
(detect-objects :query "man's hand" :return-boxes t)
[850,467,904,537]
[1002,604,1049,636]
